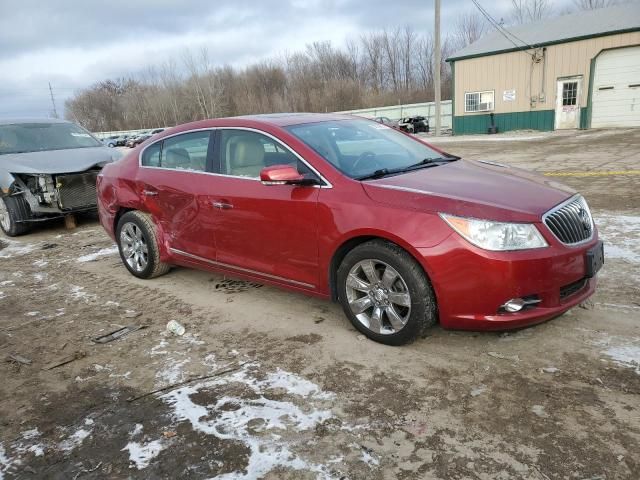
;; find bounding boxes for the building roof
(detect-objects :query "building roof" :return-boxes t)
[447,3,640,62]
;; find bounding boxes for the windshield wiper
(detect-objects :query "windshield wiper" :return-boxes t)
[356,168,394,180]
[356,156,458,181]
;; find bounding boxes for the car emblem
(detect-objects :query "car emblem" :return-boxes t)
[578,208,590,232]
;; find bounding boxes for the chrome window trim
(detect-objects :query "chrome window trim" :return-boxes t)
[138,126,333,189]
[169,247,315,289]
[542,193,595,247]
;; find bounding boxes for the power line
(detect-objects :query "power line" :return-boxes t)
[471,0,535,58]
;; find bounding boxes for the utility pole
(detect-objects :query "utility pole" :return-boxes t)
[48,82,59,118]
[434,0,441,136]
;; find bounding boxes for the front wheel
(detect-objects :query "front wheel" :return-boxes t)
[0,195,31,237]
[337,240,437,345]
[116,211,170,279]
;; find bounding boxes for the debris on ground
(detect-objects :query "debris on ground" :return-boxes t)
[6,354,32,365]
[42,351,86,370]
[166,320,185,336]
[487,351,521,362]
[92,325,146,344]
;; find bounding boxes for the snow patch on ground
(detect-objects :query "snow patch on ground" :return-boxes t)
[123,439,166,469]
[594,213,640,264]
[32,259,48,268]
[0,240,35,259]
[593,335,640,375]
[155,358,190,386]
[160,362,335,479]
[77,245,119,263]
[68,285,97,302]
[58,427,91,452]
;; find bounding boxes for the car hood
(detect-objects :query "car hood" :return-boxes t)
[0,146,118,174]
[362,159,576,222]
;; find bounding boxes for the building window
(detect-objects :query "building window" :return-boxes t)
[464,91,494,113]
[562,81,578,106]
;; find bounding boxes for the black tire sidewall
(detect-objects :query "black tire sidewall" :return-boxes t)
[0,196,31,237]
[116,212,158,279]
[337,241,435,346]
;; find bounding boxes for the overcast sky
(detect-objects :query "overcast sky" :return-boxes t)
[0,0,559,119]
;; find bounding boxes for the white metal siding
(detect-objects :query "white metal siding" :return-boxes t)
[591,46,640,128]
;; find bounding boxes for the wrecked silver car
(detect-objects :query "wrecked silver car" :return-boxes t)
[0,118,120,236]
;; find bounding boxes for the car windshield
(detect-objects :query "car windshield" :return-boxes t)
[286,119,448,179]
[0,122,102,155]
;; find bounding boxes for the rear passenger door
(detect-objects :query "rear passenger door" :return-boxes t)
[136,130,219,259]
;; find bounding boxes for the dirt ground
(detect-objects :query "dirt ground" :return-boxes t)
[1,128,638,480]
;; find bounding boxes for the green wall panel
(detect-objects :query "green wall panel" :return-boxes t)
[453,110,555,135]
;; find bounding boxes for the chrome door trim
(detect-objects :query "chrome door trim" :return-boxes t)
[169,247,316,289]
[138,126,333,189]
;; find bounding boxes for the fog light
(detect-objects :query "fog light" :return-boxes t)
[502,298,526,313]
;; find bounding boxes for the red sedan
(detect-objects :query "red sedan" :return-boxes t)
[97,114,603,345]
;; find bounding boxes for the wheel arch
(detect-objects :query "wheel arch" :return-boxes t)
[328,231,434,302]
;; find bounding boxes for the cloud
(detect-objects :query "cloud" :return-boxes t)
[0,0,519,119]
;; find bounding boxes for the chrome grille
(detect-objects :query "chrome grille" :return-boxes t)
[543,195,593,245]
[56,171,99,210]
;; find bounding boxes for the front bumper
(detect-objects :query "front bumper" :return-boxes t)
[418,230,601,330]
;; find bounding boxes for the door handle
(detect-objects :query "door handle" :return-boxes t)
[142,189,158,197]
[212,201,233,210]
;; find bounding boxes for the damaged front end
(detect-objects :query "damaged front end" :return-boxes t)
[10,170,101,218]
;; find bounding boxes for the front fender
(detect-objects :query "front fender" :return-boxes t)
[0,170,16,193]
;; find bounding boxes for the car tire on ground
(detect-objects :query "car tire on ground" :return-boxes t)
[116,211,170,279]
[337,239,437,346]
[0,195,32,237]
[107,143,115,148]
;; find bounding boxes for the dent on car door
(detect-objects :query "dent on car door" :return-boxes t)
[136,130,218,259]
[210,129,321,289]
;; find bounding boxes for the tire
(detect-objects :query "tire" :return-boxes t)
[116,211,170,279]
[108,143,115,148]
[0,195,32,237]
[337,240,437,346]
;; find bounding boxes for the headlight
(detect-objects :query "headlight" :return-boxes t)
[440,214,548,251]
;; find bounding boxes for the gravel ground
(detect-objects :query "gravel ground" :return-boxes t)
[0,128,639,480]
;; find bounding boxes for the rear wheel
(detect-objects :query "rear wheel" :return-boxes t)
[116,211,170,279]
[0,195,32,237]
[337,240,437,345]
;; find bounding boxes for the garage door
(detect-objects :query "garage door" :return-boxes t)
[591,46,640,128]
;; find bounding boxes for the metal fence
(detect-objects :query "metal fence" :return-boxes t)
[335,100,453,128]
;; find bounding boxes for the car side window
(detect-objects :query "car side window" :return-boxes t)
[141,142,161,167]
[159,131,211,171]
[219,129,313,179]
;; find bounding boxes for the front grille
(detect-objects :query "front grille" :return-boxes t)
[543,195,593,245]
[55,171,99,210]
[560,278,587,300]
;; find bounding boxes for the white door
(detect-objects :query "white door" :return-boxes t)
[591,46,640,128]
[555,78,581,129]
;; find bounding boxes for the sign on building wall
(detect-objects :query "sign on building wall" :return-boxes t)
[503,89,516,102]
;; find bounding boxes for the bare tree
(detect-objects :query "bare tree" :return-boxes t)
[510,0,552,23]
[572,0,617,9]
[451,12,486,50]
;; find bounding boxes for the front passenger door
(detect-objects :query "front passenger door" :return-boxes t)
[210,129,321,289]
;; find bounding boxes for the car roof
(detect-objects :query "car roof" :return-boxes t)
[234,112,358,127]
[0,117,71,126]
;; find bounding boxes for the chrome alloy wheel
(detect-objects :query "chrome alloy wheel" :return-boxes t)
[345,259,411,335]
[0,199,10,231]
[120,222,149,272]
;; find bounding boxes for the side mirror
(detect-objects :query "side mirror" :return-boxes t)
[260,165,317,186]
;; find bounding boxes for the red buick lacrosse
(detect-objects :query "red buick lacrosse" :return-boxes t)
[97,113,603,345]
